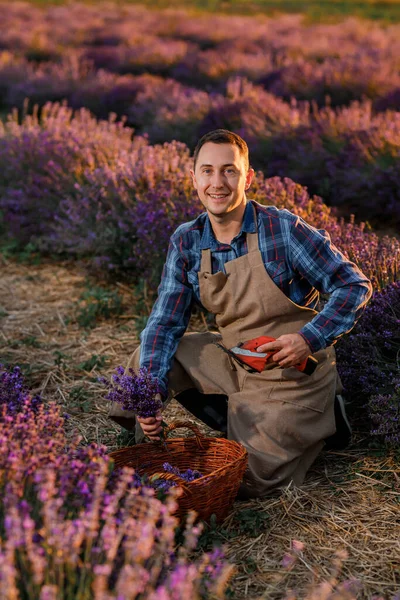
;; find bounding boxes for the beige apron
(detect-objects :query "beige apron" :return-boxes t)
[109,204,337,498]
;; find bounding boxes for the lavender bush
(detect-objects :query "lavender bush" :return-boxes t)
[369,377,400,447]
[0,102,143,245]
[0,363,232,599]
[0,364,41,414]
[335,282,400,434]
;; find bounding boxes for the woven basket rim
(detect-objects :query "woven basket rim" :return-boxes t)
[109,435,248,483]
[151,438,247,485]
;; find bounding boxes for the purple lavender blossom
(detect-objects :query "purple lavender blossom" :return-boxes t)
[100,366,162,418]
[163,462,203,483]
[148,463,203,494]
[0,364,42,415]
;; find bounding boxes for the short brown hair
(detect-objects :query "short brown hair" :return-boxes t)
[193,129,250,172]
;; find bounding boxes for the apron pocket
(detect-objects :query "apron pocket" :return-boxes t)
[271,394,330,414]
[274,366,336,413]
[275,347,336,413]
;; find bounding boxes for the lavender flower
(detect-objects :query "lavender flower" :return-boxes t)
[101,366,162,418]
[146,463,203,494]
[163,462,203,483]
[0,364,41,415]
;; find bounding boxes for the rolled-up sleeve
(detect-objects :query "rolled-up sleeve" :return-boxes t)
[288,216,373,352]
[139,231,193,398]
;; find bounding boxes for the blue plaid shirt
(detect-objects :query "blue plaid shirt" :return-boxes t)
[140,200,372,397]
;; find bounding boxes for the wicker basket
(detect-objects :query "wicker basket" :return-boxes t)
[109,420,248,523]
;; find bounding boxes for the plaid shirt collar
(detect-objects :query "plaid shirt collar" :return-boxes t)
[200,200,257,250]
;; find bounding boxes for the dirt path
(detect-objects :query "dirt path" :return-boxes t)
[1,256,399,599]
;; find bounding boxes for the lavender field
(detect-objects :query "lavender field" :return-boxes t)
[1,3,400,225]
[0,2,400,599]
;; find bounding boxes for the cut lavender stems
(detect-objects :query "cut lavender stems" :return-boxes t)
[100,365,162,418]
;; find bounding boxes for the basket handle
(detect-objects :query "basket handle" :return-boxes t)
[150,471,192,495]
[164,420,206,450]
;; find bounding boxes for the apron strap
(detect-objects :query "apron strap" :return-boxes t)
[246,202,260,253]
[200,248,212,273]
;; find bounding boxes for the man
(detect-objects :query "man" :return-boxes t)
[109,129,372,499]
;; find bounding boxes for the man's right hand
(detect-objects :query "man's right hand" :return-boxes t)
[136,394,163,441]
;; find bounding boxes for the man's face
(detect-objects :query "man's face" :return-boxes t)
[190,142,254,218]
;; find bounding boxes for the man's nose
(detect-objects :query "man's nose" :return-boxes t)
[210,171,225,187]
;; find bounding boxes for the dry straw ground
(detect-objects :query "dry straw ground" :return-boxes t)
[0,254,399,599]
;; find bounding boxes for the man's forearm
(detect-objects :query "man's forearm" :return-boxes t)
[138,232,194,398]
[139,322,187,399]
[299,279,373,352]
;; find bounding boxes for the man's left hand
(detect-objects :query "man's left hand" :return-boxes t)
[256,334,311,368]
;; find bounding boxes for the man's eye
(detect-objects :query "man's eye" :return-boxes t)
[203,169,212,174]
[226,169,235,174]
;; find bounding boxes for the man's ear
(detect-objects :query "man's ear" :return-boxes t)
[189,168,197,189]
[245,167,255,190]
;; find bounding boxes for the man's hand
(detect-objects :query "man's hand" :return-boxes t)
[256,333,311,368]
[136,393,163,441]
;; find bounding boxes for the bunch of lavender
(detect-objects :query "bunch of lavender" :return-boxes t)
[101,366,162,418]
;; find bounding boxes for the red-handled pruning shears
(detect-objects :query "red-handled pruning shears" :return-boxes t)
[215,335,318,376]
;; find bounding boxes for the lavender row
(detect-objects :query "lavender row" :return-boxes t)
[1,3,400,111]
[1,48,399,224]
[0,364,230,599]
[0,103,398,292]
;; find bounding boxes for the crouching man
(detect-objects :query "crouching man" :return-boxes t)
[109,129,372,499]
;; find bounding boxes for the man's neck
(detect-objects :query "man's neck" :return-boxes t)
[208,202,247,245]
